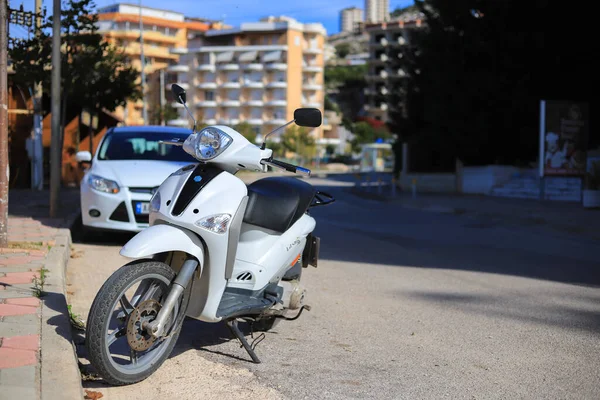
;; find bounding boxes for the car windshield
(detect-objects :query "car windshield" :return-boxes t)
[98,131,197,162]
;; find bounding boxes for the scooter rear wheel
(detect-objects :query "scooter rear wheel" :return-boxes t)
[85,259,191,385]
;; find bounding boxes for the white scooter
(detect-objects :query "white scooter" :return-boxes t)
[86,84,335,385]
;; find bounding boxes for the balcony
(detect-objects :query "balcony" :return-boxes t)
[302,65,322,73]
[266,63,287,70]
[217,63,240,71]
[265,99,287,107]
[242,80,264,88]
[245,100,264,107]
[170,48,188,55]
[222,100,241,107]
[221,81,241,89]
[168,118,189,127]
[196,64,215,72]
[166,65,189,73]
[171,102,184,108]
[266,81,287,88]
[196,101,218,107]
[267,117,288,125]
[197,82,217,89]
[218,117,240,125]
[204,118,217,125]
[302,101,321,108]
[303,47,321,54]
[302,82,322,91]
[242,63,264,70]
[247,119,264,125]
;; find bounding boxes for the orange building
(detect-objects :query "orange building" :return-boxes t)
[97,3,224,126]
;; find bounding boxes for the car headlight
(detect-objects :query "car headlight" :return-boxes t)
[88,174,119,194]
[183,127,233,161]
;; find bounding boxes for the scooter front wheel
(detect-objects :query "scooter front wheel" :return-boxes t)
[85,260,191,385]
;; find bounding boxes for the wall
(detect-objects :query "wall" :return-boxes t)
[461,165,523,194]
[399,172,457,193]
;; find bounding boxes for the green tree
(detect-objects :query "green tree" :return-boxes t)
[281,126,316,164]
[349,121,390,153]
[233,122,257,144]
[10,0,140,148]
[150,104,179,126]
[335,43,351,59]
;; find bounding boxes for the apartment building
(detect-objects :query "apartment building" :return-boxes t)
[365,0,390,23]
[364,16,424,122]
[167,16,326,142]
[96,3,223,126]
[340,7,364,33]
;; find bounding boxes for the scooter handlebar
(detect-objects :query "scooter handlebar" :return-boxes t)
[261,158,311,176]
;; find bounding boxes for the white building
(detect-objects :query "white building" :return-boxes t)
[340,7,363,33]
[365,0,390,23]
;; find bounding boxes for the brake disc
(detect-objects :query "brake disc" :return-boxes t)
[126,299,162,352]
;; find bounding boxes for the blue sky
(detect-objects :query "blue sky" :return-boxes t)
[34,0,414,35]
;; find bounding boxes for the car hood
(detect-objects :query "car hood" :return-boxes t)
[91,160,195,188]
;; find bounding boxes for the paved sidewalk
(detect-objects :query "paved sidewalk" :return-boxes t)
[0,189,82,400]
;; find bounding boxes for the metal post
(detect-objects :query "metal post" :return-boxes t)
[0,0,9,246]
[159,68,165,126]
[139,0,147,125]
[32,0,43,190]
[538,100,546,200]
[49,0,61,218]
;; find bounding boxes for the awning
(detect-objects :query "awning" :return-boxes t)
[216,51,234,62]
[262,50,282,62]
[238,50,258,62]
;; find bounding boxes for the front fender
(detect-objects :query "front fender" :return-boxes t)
[120,225,204,269]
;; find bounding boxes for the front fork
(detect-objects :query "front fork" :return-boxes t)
[144,258,198,338]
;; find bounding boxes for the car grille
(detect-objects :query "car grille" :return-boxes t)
[131,201,149,224]
[129,187,157,195]
[109,202,129,222]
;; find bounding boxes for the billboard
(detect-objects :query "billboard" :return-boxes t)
[541,101,588,176]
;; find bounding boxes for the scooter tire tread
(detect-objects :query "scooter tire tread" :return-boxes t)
[85,259,189,386]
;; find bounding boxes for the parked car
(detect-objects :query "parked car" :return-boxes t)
[76,126,197,234]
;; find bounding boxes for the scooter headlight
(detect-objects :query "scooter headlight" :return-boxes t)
[195,214,231,234]
[183,127,233,161]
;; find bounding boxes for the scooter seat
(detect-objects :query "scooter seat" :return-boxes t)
[244,177,316,233]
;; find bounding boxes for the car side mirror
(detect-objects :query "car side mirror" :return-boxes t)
[76,151,92,164]
[171,84,187,104]
[294,108,322,128]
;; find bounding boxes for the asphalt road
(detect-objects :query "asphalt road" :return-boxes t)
[67,176,600,400]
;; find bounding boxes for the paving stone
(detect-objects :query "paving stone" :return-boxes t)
[2,314,39,325]
[2,335,40,351]
[0,364,37,387]
[5,298,39,307]
[0,348,37,369]
[0,319,39,337]
[0,384,37,400]
[0,267,41,273]
[0,304,38,317]
[0,272,40,285]
[0,290,37,300]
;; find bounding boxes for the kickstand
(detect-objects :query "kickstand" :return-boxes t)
[226,319,262,364]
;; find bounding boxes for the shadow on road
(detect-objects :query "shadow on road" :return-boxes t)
[308,182,600,288]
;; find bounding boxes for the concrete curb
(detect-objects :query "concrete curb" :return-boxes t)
[40,229,84,400]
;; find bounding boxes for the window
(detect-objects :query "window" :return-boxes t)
[98,131,196,162]
[205,91,215,101]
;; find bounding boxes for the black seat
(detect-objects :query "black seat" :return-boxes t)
[243,177,316,233]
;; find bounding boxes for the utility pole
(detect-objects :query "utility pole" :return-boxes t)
[0,0,9,247]
[139,0,147,124]
[49,0,61,217]
[31,0,43,190]
[159,68,165,126]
